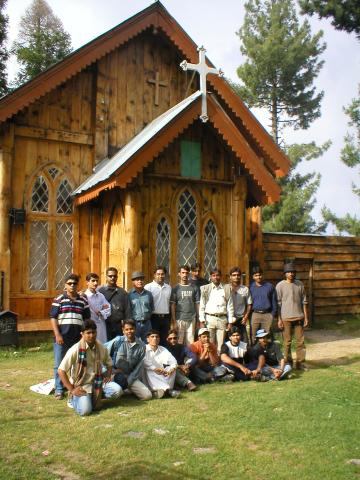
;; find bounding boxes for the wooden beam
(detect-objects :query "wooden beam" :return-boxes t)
[146,173,234,186]
[14,125,94,145]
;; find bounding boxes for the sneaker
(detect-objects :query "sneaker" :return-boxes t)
[153,389,165,399]
[67,398,74,409]
[168,389,181,398]
[54,392,64,400]
[296,363,309,371]
[186,381,197,392]
[218,374,235,383]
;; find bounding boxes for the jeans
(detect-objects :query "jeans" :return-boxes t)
[261,364,292,380]
[54,341,73,394]
[192,364,227,383]
[72,381,122,416]
[222,362,251,381]
[135,319,152,343]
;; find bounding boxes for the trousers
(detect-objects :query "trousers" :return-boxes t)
[282,319,305,364]
[72,381,122,416]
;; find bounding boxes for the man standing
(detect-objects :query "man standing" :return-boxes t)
[143,330,180,398]
[58,320,122,416]
[50,273,90,400]
[129,271,154,342]
[170,265,200,345]
[84,273,111,344]
[229,267,252,345]
[98,267,132,341]
[249,267,277,345]
[109,320,152,401]
[189,262,209,289]
[276,263,309,370]
[199,268,234,350]
[189,328,228,383]
[145,266,172,346]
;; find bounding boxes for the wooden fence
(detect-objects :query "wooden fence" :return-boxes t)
[262,232,360,323]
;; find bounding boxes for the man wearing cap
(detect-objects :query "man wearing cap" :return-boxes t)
[250,267,277,345]
[189,327,229,383]
[129,272,154,342]
[276,263,309,370]
[145,266,172,346]
[199,268,234,351]
[98,267,132,341]
[250,329,292,380]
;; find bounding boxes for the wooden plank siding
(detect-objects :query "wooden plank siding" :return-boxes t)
[263,232,360,323]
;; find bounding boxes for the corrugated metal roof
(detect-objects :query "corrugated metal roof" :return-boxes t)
[73,90,202,196]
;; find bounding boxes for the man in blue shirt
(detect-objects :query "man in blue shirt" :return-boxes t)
[249,266,277,345]
[129,271,154,342]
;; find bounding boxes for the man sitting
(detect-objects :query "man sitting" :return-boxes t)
[250,329,292,381]
[107,320,152,401]
[189,328,229,383]
[166,330,197,391]
[143,330,180,399]
[220,326,253,381]
[58,320,122,416]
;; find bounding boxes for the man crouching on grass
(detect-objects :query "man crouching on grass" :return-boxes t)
[58,320,122,416]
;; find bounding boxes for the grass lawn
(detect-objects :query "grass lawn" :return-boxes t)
[0,347,359,480]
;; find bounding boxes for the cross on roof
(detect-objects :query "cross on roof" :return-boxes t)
[180,46,223,123]
[147,71,168,106]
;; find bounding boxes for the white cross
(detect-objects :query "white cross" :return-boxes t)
[180,46,223,123]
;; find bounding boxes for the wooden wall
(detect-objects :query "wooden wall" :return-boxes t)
[263,232,360,323]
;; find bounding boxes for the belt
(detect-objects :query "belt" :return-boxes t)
[152,313,170,318]
[253,310,271,314]
[135,319,150,323]
[206,313,227,318]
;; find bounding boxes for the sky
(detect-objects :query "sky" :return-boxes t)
[5,0,360,232]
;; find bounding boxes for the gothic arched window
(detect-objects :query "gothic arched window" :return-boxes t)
[204,219,217,278]
[177,190,197,266]
[156,217,170,273]
[28,168,74,292]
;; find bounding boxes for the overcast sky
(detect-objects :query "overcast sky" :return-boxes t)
[5,0,360,231]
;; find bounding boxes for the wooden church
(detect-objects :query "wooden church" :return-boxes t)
[0,2,290,328]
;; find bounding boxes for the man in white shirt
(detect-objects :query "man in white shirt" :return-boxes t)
[84,273,111,344]
[199,268,234,351]
[145,266,172,346]
[143,330,180,398]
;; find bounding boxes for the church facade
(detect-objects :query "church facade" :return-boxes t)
[0,3,289,326]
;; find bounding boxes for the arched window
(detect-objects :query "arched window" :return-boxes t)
[156,217,170,273]
[178,190,197,266]
[28,168,74,292]
[204,219,217,278]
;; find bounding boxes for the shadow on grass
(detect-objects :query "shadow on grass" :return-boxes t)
[307,355,360,369]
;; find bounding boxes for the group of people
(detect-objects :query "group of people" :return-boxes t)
[50,262,308,416]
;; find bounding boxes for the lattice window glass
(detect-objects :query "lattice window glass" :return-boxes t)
[177,190,198,266]
[48,167,59,179]
[31,176,49,212]
[56,179,73,214]
[29,221,49,290]
[204,220,217,279]
[55,222,73,289]
[156,217,170,273]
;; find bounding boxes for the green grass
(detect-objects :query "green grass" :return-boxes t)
[312,315,360,336]
[0,350,360,479]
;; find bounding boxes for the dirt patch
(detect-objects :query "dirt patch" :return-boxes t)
[305,329,360,366]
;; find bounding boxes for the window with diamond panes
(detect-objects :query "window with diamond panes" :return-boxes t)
[156,217,170,273]
[204,220,217,278]
[57,179,73,214]
[31,176,49,212]
[28,221,49,290]
[55,222,74,289]
[178,190,198,266]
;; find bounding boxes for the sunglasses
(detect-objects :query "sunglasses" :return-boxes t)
[66,282,78,286]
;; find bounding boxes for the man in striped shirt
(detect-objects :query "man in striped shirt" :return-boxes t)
[50,273,91,400]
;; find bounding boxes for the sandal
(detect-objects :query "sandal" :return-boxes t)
[54,392,64,400]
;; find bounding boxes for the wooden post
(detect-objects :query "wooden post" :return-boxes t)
[233,175,247,270]
[124,190,139,288]
[0,125,14,310]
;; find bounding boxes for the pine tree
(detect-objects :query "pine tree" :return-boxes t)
[0,0,9,97]
[299,0,360,39]
[13,0,72,85]
[237,0,325,143]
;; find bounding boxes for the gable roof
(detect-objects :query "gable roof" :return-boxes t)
[0,2,290,179]
[73,90,280,206]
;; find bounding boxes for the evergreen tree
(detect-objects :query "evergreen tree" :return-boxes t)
[262,141,330,233]
[299,0,360,39]
[13,0,72,85]
[0,0,9,97]
[237,0,325,143]
[236,0,328,233]
[322,89,360,235]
